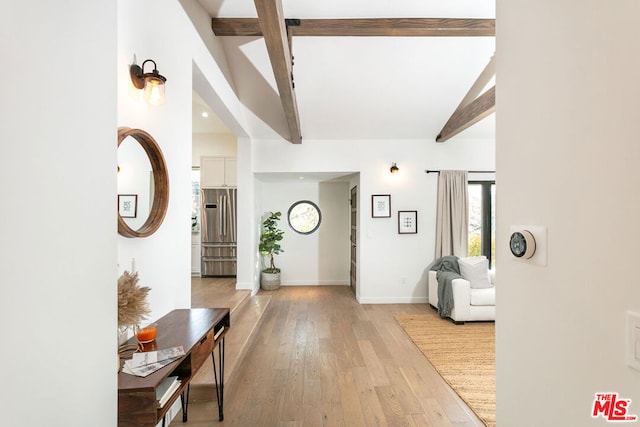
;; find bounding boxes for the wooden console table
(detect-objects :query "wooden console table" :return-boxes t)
[118,308,230,426]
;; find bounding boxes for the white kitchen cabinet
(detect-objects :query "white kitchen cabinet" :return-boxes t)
[224,158,237,187]
[201,157,237,187]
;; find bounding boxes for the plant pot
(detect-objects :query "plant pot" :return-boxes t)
[260,271,281,290]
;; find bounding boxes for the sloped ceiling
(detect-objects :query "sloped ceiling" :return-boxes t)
[193,90,232,134]
[196,0,496,142]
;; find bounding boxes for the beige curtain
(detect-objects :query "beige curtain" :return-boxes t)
[435,170,469,258]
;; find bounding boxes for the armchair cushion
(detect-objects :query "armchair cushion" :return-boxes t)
[470,287,496,306]
[458,256,492,289]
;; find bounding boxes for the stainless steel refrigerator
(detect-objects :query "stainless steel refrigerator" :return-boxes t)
[201,188,237,277]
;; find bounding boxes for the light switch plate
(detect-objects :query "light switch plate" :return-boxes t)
[627,311,640,372]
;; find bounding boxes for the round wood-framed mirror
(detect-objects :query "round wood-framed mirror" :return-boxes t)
[117,127,169,238]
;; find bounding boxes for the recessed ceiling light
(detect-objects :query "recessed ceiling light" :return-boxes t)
[298,176,304,180]
[201,111,209,118]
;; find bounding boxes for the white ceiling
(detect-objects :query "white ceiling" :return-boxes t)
[194,0,496,142]
[192,90,232,133]
[255,171,358,183]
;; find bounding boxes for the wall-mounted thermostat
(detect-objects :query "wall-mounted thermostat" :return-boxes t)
[510,225,547,266]
[509,230,536,259]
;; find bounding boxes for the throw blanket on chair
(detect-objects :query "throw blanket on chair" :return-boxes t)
[431,256,461,318]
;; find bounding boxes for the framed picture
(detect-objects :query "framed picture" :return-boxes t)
[118,194,138,218]
[371,194,391,218]
[398,210,417,234]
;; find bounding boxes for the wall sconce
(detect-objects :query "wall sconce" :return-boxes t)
[390,163,399,174]
[130,59,167,106]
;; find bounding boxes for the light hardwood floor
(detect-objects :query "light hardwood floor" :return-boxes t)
[174,283,484,426]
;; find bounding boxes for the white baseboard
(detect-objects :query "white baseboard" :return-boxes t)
[357,296,428,304]
[235,281,259,295]
[280,281,349,286]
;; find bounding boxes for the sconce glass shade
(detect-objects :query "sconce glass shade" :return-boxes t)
[143,77,165,106]
[390,163,399,174]
[130,59,167,106]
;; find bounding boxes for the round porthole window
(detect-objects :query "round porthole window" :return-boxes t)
[288,200,321,235]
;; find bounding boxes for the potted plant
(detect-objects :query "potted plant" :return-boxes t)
[259,211,284,290]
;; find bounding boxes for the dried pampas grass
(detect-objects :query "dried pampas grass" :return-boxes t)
[118,270,151,328]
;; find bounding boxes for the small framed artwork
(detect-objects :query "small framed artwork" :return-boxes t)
[371,194,391,218]
[398,210,417,234]
[118,194,138,218]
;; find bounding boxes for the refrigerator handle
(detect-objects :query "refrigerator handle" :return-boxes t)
[218,196,223,236]
[222,195,227,236]
[201,202,208,237]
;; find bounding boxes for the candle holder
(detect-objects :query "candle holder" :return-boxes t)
[134,323,157,344]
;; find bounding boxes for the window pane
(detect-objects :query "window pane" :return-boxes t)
[468,181,496,268]
[468,184,482,257]
[288,200,322,234]
[191,168,200,232]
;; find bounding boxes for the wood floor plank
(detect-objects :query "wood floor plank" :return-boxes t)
[321,400,346,427]
[337,370,367,426]
[419,397,458,426]
[319,352,341,403]
[357,339,390,386]
[257,369,287,425]
[302,378,323,426]
[281,341,306,421]
[353,319,394,361]
[408,412,440,427]
[385,365,426,415]
[399,366,436,399]
[304,331,321,381]
[352,366,389,426]
[375,385,411,426]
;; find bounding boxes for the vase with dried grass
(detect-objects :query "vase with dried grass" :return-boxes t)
[117,270,151,365]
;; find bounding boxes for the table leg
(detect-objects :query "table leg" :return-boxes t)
[211,337,225,421]
[181,384,190,422]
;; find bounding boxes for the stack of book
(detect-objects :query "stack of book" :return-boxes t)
[156,376,181,408]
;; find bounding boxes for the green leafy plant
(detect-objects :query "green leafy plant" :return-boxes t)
[259,211,284,273]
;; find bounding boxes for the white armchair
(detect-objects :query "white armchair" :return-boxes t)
[428,268,495,324]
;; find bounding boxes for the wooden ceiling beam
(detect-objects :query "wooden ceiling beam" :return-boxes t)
[436,56,496,142]
[254,0,302,144]
[212,18,263,36]
[456,55,495,111]
[212,17,495,37]
[436,85,495,143]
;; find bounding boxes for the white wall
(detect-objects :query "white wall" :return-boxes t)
[192,133,237,166]
[239,136,259,292]
[117,0,248,319]
[258,180,351,285]
[117,0,194,320]
[496,1,640,425]
[0,2,117,425]
[251,137,494,302]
